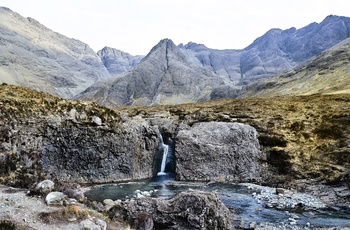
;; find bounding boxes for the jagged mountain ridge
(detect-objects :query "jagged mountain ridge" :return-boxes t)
[0,7,110,98]
[97,47,144,76]
[76,39,231,107]
[240,37,350,97]
[0,6,350,104]
[180,15,350,86]
[79,14,350,106]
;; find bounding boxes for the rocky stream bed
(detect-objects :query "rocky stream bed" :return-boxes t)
[1,178,350,230]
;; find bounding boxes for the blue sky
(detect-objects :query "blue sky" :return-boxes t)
[1,0,350,55]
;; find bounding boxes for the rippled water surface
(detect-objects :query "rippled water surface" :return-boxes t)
[85,174,350,228]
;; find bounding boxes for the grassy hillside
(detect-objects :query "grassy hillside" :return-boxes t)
[1,83,349,187]
[242,38,350,97]
[123,93,350,185]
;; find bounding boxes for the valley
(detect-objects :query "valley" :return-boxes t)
[0,6,349,229]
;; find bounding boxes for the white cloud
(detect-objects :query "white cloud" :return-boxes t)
[0,0,350,55]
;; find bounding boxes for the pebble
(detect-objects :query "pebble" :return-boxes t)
[244,183,329,229]
[250,221,257,229]
[133,190,154,199]
[68,217,77,222]
[251,186,326,210]
[290,213,299,219]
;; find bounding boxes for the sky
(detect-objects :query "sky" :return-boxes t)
[1,0,350,55]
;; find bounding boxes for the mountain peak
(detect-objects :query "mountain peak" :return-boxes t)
[142,38,179,61]
[183,42,208,50]
[152,38,177,50]
[97,47,143,76]
[0,6,12,12]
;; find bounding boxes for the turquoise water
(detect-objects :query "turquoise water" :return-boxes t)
[85,174,350,228]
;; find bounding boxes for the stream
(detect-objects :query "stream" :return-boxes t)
[85,174,350,228]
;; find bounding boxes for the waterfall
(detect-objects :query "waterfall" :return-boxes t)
[157,134,171,176]
[158,143,169,175]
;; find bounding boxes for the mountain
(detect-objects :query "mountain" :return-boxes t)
[78,15,350,106]
[1,7,350,104]
[75,39,232,107]
[0,7,110,98]
[240,37,350,97]
[180,15,350,86]
[178,42,242,84]
[97,47,144,76]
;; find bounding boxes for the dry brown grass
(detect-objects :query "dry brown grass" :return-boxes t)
[1,83,349,186]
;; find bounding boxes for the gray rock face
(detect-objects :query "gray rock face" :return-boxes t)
[76,39,230,106]
[0,7,110,98]
[241,37,350,97]
[41,116,160,183]
[118,190,234,230]
[175,122,263,182]
[97,47,143,76]
[0,96,265,185]
[78,15,350,106]
[1,7,349,104]
[180,15,350,87]
[179,42,243,83]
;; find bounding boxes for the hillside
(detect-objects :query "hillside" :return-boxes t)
[241,37,350,97]
[79,15,350,106]
[1,83,349,191]
[0,7,110,98]
[97,47,144,77]
[76,39,235,106]
[1,7,350,104]
[122,93,350,187]
[180,15,350,86]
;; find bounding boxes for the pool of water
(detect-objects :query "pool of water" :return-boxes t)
[85,174,350,228]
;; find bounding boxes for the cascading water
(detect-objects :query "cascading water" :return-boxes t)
[156,132,176,176]
[158,145,169,175]
[157,134,170,175]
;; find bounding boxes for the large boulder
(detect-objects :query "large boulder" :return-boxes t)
[41,116,160,183]
[175,122,263,182]
[116,190,234,230]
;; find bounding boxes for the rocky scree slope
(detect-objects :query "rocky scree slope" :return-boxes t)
[180,15,350,87]
[77,15,350,106]
[76,39,232,106]
[97,46,144,77]
[241,37,350,97]
[1,8,350,104]
[0,7,110,98]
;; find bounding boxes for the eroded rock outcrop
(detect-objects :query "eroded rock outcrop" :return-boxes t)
[114,190,234,230]
[0,86,164,185]
[175,122,263,182]
[0,83,266,186]
[40,116,160,183]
